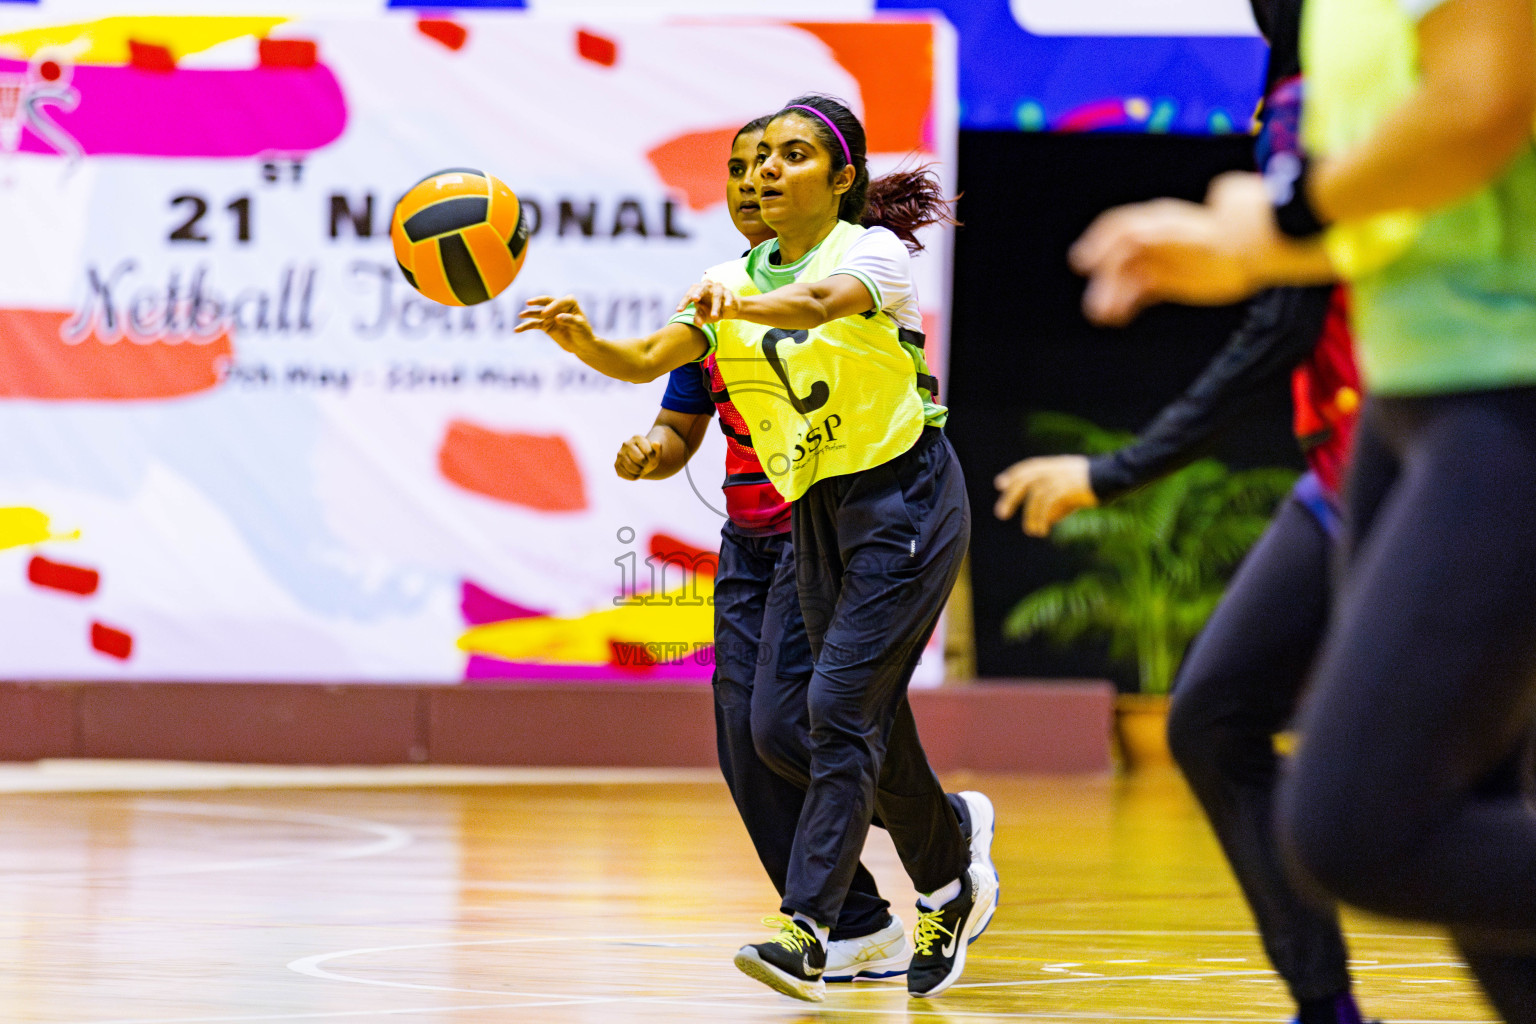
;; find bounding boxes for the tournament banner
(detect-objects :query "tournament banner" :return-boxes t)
[0,12,957,682]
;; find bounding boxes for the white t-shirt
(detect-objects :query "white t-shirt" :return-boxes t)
[828,226,923,332]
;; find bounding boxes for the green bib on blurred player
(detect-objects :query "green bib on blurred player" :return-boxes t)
[1303,0,1536,395]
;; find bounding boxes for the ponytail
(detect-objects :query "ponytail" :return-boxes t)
[862,165,959,253]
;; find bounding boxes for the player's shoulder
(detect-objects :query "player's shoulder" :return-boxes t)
[843,224,907,260]
[701,251,752,284]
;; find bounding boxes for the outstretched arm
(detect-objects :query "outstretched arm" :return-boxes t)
[996,286,1333,535]
[1086,286,1332,499]
[680,275,875,331]
[516,295,708,383]
[615,408,712,481]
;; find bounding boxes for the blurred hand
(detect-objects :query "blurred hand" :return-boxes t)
[994,454,1097,537]
[678,279,741,326]
[1069,172,1283,326]
[614,434,661,480]
[514,294,596,351]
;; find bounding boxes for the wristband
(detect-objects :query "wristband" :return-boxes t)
[1266,153,1329,239]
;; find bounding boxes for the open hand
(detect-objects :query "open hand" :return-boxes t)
[515,294,596,351]
[994,454,1097,537]
[678,279,741,326]
[1069,172,1284,326]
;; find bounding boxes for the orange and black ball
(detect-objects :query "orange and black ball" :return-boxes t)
[391,168,529,306]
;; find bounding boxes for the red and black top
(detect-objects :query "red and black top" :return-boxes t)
[660,355,792,536]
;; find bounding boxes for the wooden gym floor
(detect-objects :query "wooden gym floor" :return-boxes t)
[0,762,1495,1023]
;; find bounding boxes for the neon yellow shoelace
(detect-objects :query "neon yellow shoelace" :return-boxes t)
[761,915,816,952]
[912,907,955,956]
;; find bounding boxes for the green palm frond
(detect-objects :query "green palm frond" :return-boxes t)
[1048,505,1145,545]
[1006,412,1299,692]
[1003,571,1117,644]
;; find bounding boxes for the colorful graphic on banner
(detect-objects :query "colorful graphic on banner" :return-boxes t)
[876,0,1266,135]
[0,0,1267,136]
[0,12,957,683]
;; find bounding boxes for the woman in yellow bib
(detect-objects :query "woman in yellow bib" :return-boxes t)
[1070,0,1536,1019]
[517,95,996,1002]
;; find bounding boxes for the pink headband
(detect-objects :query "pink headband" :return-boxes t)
[788,104,852,167]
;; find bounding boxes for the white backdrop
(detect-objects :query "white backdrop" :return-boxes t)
[0,12,956,681]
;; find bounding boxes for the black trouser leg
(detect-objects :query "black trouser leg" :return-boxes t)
[782,431,971,926]
[713,527,890,939]
[1166,491,1351,1004]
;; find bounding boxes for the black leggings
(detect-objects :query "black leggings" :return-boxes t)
[1277,388,1536,1024]
[1167,488,1351,1004]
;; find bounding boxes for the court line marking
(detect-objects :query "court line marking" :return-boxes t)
[618,1005,1495,1024]
[289,932,1471,1002]
[632,1006,1498,1024]
[76,935,1485,1024]
[69,1002,1507,1024]
[977,929,1454,941]
[950,960,1466,991]
[73,999,615,1024]
[74,993,1502,1024]
[288,932,767,999]
[0,801,411,884]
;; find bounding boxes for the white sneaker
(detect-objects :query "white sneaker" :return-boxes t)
[824,913,910,982]
[959,790,998,939]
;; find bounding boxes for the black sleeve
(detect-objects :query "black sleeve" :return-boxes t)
[1087,285,1334,502]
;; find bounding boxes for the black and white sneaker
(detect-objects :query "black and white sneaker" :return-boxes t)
[907,863,998,998]
[734,916,827,1002]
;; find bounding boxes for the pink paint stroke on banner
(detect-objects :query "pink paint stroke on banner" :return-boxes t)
[460,580,542,627]
[465,653,713,683]
[0,60,347,157]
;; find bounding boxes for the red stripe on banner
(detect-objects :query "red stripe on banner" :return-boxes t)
[576,29,617,67]
[438,420,588,512]
[417,18,468,52]
[127,40,175,73]
[27,556,100,597]
[258,38,318,68]
[0,310,230,401]
[648,533,717,578]
[90,622,133,661]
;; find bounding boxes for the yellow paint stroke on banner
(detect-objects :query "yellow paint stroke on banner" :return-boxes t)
[0,17,286,64]
[0,507,78,551]
[458,579,715,665]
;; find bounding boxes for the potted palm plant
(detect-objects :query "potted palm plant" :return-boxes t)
[1003,413,1295,766]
